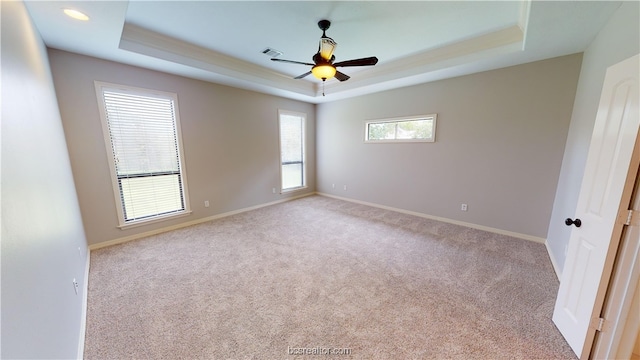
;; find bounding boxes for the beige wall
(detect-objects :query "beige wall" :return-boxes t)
[48,50,316,245]
[316,54,582,239]
[546,1,640,274]
[1,2,88,358]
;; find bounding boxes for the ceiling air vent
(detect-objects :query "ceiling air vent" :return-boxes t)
[262,47,283,58]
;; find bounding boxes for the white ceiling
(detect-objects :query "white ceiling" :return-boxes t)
[24,1,621,104]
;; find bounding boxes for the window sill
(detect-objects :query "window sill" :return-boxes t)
[364,139,435,143]
[117,210,192,230]
[281,186,308,194]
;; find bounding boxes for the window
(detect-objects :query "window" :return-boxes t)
[95,82,190,227]
[279,110,306,191]
[365,114,437,143]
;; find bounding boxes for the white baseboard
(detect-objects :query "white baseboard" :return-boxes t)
[88,189,549,253]
[77,248,90,359]
[88,192,314,251]
[545,240,562,280]
[316,192,547,244]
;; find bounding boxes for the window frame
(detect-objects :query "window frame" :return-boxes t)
[364,114,437,143]
[95,81,191,228]
[278,109,307,193]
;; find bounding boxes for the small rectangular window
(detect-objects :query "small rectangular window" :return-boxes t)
[279,110,306,191]
[95,82,190,227]
[365,114,437,143]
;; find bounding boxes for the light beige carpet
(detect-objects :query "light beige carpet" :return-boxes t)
[85,195,576,359]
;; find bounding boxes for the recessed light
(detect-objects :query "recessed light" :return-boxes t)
[63,8,90,21]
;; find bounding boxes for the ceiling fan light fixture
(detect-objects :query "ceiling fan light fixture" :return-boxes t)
[311,64,336,80]
[319,37,337,61]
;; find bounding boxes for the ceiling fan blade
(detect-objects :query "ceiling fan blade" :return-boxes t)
[334,71,350,82]
[294,71,312,79]
[271,58,314,66]
[334,56,379,67]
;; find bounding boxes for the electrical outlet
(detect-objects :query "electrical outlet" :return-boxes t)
[343,185,347,191]
[204,200,210,208]
[72,278,79,295]
[461,204,468,211]
[272,188,276,194]
[332,183,335,189]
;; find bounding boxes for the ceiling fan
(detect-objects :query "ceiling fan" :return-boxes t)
[271,20,379,85]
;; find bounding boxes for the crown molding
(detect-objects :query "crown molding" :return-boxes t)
[119,23,317,97]
[120,21,523,102]
[320,24,524,96]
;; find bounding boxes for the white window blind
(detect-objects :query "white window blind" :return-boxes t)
[279,110,306,191]
[96,82,190,226]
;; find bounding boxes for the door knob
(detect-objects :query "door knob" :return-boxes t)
[565,218,582,227]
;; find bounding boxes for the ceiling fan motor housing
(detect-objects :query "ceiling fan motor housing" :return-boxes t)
[318,19,331,32]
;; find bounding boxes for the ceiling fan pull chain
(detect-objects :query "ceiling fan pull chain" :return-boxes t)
[322,80,326,96]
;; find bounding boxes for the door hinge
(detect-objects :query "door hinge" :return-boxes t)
[618,209,640,226]
[590,317,611,332]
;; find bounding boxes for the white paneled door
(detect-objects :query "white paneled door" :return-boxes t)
[553,53,640,358]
